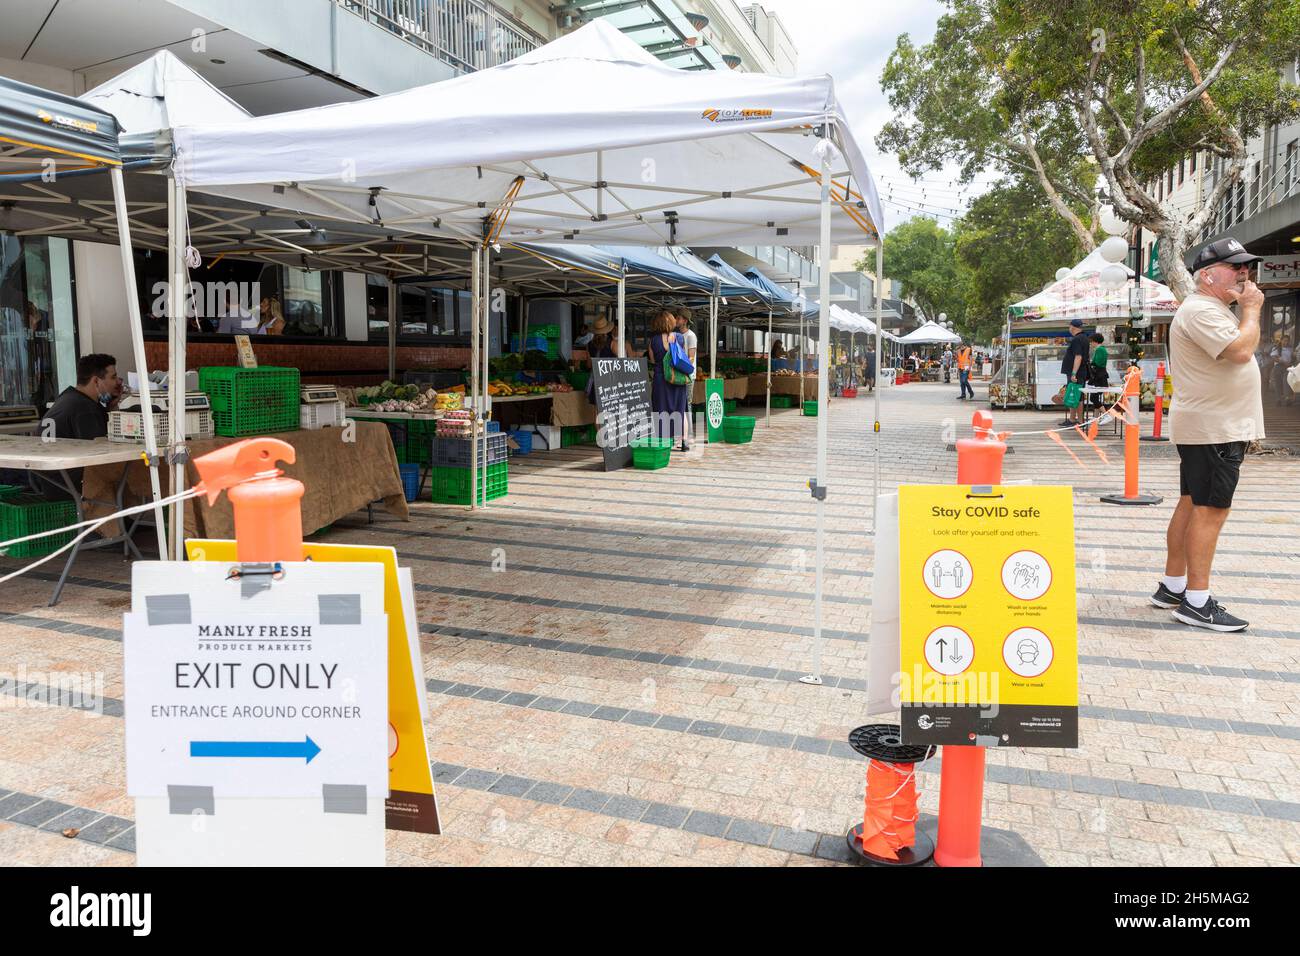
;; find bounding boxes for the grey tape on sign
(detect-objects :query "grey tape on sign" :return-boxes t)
[322,784,367,815]
[239,564,277,599]
[974,735,1001,747]
[319,594,361,626]
[146,594,192,626]
[168,784,215,815]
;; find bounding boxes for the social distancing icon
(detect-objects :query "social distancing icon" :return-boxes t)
[923,549,972,600]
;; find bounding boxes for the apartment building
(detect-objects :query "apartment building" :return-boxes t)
[0,0,809,402]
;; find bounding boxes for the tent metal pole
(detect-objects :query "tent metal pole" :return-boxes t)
[387,279,397,382]
[616,274,625,357]
[799,311,805,404]
[765,308,771,427]
[709,285,717,379]
[480,243,490,510]
[800,137,833,688]
[111,166,167,560]
[469,245,480,511]
[873,241,884,533]
[168,178,189,562]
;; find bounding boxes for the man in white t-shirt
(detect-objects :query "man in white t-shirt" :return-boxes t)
[675,307,698,377]
[1152,238,1264,632]
[675,306,699,450]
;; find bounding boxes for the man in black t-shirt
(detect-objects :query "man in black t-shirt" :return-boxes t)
[1059,319,1090,426]
[36,353,122,498]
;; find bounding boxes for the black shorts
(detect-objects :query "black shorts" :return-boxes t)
[1177,442,1246,509]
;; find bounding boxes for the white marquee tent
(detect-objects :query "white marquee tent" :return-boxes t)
[155,18,887,684]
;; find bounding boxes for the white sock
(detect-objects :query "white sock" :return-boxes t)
[1162,575,1187,593]
[1185,589,1210,609]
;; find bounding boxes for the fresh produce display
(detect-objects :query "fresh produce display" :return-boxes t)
[357,379,467,412]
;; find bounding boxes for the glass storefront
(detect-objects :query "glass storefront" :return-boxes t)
[0,233,77,409]
[1262,290,1298,406]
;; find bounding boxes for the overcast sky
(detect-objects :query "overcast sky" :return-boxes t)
[754,0,997,232]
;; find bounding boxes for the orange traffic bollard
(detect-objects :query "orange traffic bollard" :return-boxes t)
[933,411,1007,868]
[1101,367,1163,506]
[1141,362,1169,443]
[192,437,305,562]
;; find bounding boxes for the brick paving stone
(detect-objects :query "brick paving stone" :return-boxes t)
[3,383,1299,866]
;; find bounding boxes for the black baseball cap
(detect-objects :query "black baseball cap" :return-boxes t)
[1191,238,1262,271]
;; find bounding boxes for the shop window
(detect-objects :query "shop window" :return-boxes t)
[135,256,338,340]
[0,233,77,410]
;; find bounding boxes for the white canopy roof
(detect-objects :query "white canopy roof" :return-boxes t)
[1008,245,1178,325]
[83,50,249,136]
[899,321,962,344]
[170,19,882,248]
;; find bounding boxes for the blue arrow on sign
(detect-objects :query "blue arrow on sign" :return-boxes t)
[190,736,321,764]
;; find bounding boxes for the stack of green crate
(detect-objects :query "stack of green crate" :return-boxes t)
[429,462,508,505]
[404,418,438,464]
[0,493,76,558]
[530,323,562,360]
[771,395,795,408]
[199,366,300,437]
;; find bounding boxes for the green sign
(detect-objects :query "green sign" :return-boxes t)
[705,378,724,444]
[1145,239,1162,281]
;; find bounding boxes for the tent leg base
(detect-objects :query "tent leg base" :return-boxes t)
[1099,493,1163,506]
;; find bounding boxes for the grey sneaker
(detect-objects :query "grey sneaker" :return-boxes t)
[1171,594,1248,632]
[1150,582,1185,609]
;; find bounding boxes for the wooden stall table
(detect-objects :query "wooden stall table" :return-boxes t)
[82,420,408,546]
[0,435,153,605]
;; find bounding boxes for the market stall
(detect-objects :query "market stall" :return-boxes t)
[154,17,884,682]
[998,247,1179,410]
[83,419,407,540]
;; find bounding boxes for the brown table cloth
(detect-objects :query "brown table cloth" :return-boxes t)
[83,421,408,540]
[549,390,597,427]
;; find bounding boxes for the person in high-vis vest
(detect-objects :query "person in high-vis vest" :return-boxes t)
[955,342,974,400]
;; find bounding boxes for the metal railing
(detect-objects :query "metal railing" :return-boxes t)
[1196,152,1300,243]
[339,0,547,74]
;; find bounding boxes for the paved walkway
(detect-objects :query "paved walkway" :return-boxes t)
[1,381,1297,866]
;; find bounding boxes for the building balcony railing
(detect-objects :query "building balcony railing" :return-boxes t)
[338,0,547,74]
[1196,154,1300,245]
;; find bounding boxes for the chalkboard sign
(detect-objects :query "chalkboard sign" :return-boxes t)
[592,357,653,471]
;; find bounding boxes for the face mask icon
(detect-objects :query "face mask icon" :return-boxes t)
[1016,640,1039,664]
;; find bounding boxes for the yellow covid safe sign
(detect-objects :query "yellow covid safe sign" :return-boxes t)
[897,485,1078,749]
[187,539,440,833]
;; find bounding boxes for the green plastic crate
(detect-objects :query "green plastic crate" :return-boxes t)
[567,370,591,390]
[802,400,818,416]
[529,324,561,338]
[0,493,76,558]
[629,435,673,470]
[561,423,596,447]
[0,484,24,501]
[199,366,300,437]
[403,417,439,464]
[722,415,755,444]
[429,462,508,505]
[770,395,795,408]
[723,398,737,413]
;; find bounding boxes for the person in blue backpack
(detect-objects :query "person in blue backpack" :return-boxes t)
[647,308,691,450]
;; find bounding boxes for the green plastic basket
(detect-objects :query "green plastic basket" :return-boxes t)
[199,366,301,437]
[0,493,76,558]
[723,398,737,413]
[429,462,508,505]
[770,395,795,408]
[802,400,818,416]
[629,435,673,470]
[722,415,756,444]
[403,417,439,464]
[561,423,597,447]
